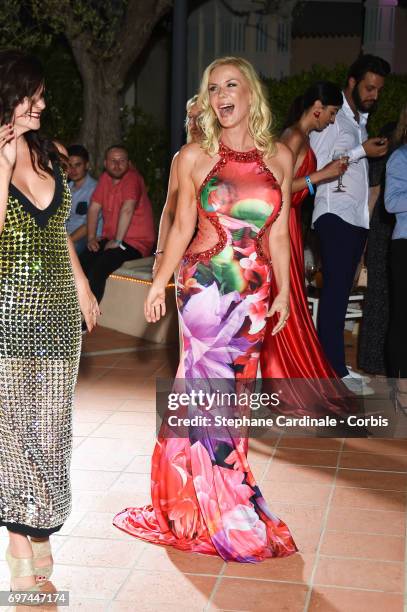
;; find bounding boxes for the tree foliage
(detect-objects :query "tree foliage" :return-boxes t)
[122,106,169,224]
[0,0,173,169]
[0,1,172,66]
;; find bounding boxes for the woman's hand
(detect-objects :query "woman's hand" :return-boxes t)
[77,281,100,332]
[320,158,348,181]
[87,238,101,252]
[267,294,290,335]
[144,282,166,323]
[0,124,16,172]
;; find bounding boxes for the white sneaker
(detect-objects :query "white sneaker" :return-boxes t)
[346,366,371,384]
[342,375,375,396]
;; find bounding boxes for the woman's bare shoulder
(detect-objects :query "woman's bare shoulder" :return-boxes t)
[274,140,294,162]
[264,141,293,168]
[178,142,203,165]
[263,141,293,184]
[281,126,306,151]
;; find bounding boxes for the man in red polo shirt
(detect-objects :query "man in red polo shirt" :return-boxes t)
[80,144,155,305]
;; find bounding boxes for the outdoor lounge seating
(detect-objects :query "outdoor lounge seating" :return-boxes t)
[98,256,178,344]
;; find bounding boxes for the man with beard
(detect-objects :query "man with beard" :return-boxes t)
[79,145,155,308]
[310,55,390,390]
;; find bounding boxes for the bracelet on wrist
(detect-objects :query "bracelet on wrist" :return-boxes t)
[305,175,315,196]
[154,250,164,256]
[114,239,126,250]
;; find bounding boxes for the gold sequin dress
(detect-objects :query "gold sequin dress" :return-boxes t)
[0,162,81,536]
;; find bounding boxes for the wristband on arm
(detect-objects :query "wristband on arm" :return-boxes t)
[305,176,315,196]
[113,239,126,250]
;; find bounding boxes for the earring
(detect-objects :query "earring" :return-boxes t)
[314,111,321,118]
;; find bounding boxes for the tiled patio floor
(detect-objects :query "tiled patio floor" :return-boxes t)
[0,327,405,611]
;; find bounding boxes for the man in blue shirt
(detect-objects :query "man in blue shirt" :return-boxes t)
[67,145,100,254]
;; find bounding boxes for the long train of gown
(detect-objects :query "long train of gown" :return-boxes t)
[113,143,297,562]
[260,148,354,416]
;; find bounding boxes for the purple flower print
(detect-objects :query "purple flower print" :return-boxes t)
[179,283,251,378]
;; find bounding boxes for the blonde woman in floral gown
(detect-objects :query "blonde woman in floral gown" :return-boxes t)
[114,57,297,562]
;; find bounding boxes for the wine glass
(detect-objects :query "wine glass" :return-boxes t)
[332,150,349,193]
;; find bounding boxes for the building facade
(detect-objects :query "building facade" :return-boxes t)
[128,0,407,127]
[187,0,294,95]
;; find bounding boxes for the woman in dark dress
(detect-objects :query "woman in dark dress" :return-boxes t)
[358,123,395,375]
[0,50,99,592]
[357,121,398,375]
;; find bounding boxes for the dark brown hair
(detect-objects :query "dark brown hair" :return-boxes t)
[283,81,343,129]
[0,49,61,176]
[347,54,391,85]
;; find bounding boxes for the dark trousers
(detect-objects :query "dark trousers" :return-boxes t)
[79,238,142,303]
[387,239,407,378]
[314,214,368,377]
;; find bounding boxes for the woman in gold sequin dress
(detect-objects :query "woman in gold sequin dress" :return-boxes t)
[0,50,99,592]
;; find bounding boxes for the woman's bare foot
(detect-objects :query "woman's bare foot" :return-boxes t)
[31,537,53,583]
[7,532,37,590]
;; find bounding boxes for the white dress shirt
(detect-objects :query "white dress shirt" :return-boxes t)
[310,93,369,229]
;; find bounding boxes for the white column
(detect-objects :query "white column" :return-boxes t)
[363,0,398,66]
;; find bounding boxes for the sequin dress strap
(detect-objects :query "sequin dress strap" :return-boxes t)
[218,141,260,162]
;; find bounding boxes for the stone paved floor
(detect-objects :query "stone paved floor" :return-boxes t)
[0,327,405,611]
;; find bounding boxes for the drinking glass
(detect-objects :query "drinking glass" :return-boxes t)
[332,150,349,193]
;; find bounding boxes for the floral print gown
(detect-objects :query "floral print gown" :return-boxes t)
[113,142,297,562]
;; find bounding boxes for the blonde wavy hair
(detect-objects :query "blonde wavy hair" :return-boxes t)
[186,94,199,114]
[393,102,407,148]
[197,56,275,157]
[185,94,200,143]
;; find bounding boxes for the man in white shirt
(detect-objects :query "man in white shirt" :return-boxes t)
[310,55,390,382]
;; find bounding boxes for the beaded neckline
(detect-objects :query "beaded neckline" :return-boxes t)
[9,162,64,229]
[218,141,260,162]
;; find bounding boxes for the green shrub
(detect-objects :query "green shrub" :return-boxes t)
[368,72,407,134]
[122,106,170,226]
[37,40,83,144]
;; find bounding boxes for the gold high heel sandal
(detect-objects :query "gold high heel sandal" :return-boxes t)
[31,539,53,584]
[5,546,42,600]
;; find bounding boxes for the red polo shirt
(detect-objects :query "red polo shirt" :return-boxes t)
[92,168,155,256]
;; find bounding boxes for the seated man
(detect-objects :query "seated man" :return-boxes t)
[67,144,100,254]
[79,144,155,305]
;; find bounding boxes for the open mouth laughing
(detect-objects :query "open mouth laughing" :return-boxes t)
[218,103,235,118]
